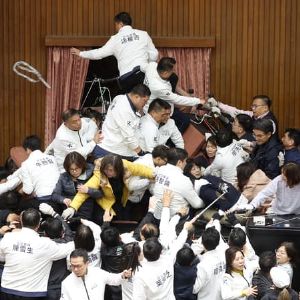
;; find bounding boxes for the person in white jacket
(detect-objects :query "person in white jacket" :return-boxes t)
[60,248,132,300]
[0,208,74,299]
[71,12,158,77]
[193,226,226,300]
[94,84,151,159]
[46,108,102,173]
[153,148,205,220]
[141,57,205,114]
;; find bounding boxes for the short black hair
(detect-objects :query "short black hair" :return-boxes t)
[253,95,272,108]
[228,227,246,249]
[44,217,63,239]
[70,248,89,263]
[152,145,169,161]
[114,12,132,26]
[143,237,162,262]
[215,129,233,148]
[167,148,188,166]
[176,246,196,266]
[74,224,95,252]
[63,151,87,174]
[100,226,121,247]
[253,119,274,134]
[130,84,151,97]
[148,98,171,113]
[259,251,276,273]
[22,135,41,151]
[157,57,176,73]
[235,114,253,133]
[21,208,41,229]
[202,227,220,251]
[285,128,300,147]
[62,108,80,122]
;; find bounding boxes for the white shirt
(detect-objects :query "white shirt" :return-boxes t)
[128,154,155,203]
[250,175,300,215]
[79,25,158,76]
[132,228,188,300]
[60,267,123,300]
[99,94,141,157]
[0,227,74,297]
[141,62,200,113]
[204,142,247,185]
[47,118,96,173]
[20,150,60,197]
[153,164,204,219]
[193,249,226,300]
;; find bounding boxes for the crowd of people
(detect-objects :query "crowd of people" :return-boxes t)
[0,10,300,300]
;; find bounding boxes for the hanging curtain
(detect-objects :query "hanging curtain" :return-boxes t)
[158,48,211,100]
[45,47,89,146]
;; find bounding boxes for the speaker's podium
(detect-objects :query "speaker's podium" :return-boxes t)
[246,215,300,291]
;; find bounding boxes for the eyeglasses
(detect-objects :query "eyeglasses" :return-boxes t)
[251,104,266,109]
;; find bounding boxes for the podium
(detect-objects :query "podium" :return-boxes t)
[246,215,300,291]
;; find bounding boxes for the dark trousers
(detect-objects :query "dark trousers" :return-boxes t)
[0,292,45,300]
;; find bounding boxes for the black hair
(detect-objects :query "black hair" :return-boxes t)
[70,248,89,263]
[4,158,18,175]
[167,148,188,166]
[63,151,87,174]
[100,226,121,247]
[81,107,102,126]
[157,57,176,73]
[143,237,163,262]
[176,246,196,266]
[228,227,246,249]
[175,220,195,241]
[114,12,132,26]
[62,108,80,122]
[235,114,253,133]
[44,217,63,239]
[225,246,244,275]
[236,162,257,192]
[130,84,151,97]
[278,241,298,266]
[148,98,171,113]
[215,129,233,148]
[152,145,169,161]
[100,154,124,180]
[253,119,274,134]
[21,208,41,229]
[202,227,220,251]
[0,191,21,211]
[0,166,10,181]
[140,223,159,240]
[22,135,41,151]
[74,224,95,252]
[284,128,300,147]
[253,95,272,108]
[258,251,276,273]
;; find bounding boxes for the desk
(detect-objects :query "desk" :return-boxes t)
[246,215,300,291]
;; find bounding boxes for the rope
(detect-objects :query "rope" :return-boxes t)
[13,61,51,89]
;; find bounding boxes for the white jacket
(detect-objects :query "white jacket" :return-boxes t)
[128,154,155,203]
[204,142,247,185]
[0,169,22,196]
[99,94,141,157]
[141,62,199,113]
[79,25,158,76]
[0,227,74,297]
[48,118,96,173]
[153,164,204,219]
[60,266,123,300]
[193,249,226,300]
[158,119,184,149]
[20,150,60,197]
[132,228,188,300]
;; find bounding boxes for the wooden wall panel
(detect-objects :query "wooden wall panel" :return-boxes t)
[1,0,300,164]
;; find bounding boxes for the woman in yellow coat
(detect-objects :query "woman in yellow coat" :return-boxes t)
[62,154,155,220]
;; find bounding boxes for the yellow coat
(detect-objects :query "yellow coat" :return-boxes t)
[70,159,154,214]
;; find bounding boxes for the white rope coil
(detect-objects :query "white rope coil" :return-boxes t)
[13,61,51,89]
